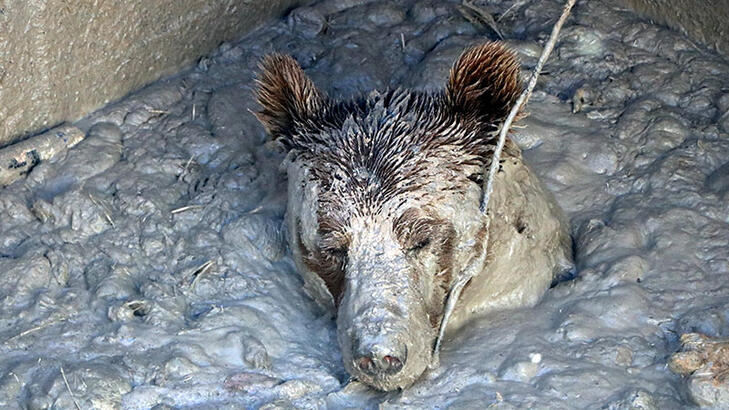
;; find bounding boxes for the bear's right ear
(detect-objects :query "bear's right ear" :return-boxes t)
[255,54,325,144]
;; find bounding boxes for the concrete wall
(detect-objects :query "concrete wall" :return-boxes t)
[1,0,726,148]
[0,0,301,148]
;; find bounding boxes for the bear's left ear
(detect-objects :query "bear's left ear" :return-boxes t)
[446,42,522,126]
[255,53,325,145]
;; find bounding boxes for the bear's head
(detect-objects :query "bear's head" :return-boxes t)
[256,42,522,391]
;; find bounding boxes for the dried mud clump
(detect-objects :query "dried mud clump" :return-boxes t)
[668,333,729,407]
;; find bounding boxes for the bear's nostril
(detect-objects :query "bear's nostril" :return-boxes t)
[383,355,403,373]
[355,351,406,376]
[357,356,376,375]
[353,337,408,376]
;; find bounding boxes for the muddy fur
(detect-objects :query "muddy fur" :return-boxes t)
[256,42,573,391]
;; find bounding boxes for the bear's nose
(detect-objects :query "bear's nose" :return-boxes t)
[354,341,407,375]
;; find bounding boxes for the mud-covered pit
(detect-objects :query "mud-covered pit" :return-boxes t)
[1,0,729,408]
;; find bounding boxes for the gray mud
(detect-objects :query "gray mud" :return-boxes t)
[1,0,728,408]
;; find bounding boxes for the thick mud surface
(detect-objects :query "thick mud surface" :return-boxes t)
[1,0,728,408]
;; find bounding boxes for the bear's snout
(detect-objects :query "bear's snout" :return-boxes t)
[335,232,434,390]
[353,334,408,376]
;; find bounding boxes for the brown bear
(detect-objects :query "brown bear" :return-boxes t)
[255,42,573,391]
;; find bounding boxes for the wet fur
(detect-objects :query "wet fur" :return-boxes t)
[255,42,573,390]
[258,43,521,301]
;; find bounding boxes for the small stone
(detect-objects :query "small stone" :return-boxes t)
[87,122,123,143]
[123,109,155,128]
[529,353,542,364]
[500,361,539,382]
[572,86,593,113]
[288,7,326,39]
[606,389,658,410]
[141,234,165,257]
[367,4,405,26]
[717,93,729,112]
[719,112,729,133]
[108,304,135,322]
[163,356,199,379]
[706,161,729,195]
[615,346,633,367]
[668,351,704,375]
[605,255,649,284]
[224,372,280,392]
[688,370,729,407]
[409,3,436,23]
[242,335,271,370]
[277,379,323,399]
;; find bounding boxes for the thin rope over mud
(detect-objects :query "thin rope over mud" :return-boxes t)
[433,0,579,359]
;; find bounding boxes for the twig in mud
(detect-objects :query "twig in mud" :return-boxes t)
[87,193,115,228]
[4,320,60,343]
[459,1,503,39]
[178,155,196,181]
[38,297,54,309]
[119,266,133,277]
[0,124,85,187]
[60,365,82,410]
[486,0,578,206]
[47,264,64,287]
[433,0,578,359]
[400,33,406,50]
[498,0,528,22]
[244,204,266,215]
[190,260,215,288]
[171,205,204,214]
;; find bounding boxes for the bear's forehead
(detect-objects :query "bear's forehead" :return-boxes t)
[300,91,469,161]
[298,142,480,225]
[310,89,442,137]
[290,89,490,219]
